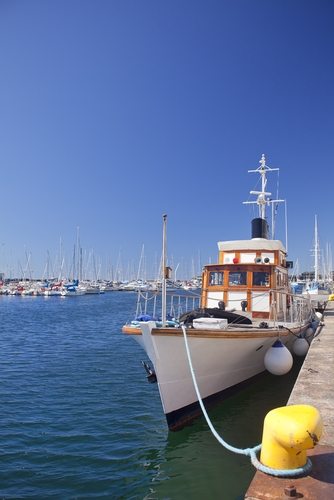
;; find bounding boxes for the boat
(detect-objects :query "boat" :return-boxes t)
[100,281,118,292]
[301,216,332,296]
[44,288,63,296]
[302,281,329,295]
[61,285,86,297]
[182,279,201,291]
[80,281,101,294]
[122,155,315,431]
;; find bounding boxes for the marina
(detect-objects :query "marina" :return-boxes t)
[1,156,333,499]
[2,3,334,499]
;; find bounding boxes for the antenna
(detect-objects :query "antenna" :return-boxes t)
[243,154,285,238]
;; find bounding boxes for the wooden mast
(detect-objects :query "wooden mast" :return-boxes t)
[162,214,167,327]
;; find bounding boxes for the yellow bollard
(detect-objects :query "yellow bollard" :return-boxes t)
[260,405,323,470]
[329,294,334,301]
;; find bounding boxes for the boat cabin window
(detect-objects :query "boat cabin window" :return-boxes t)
[276,270,288,287]
[252,271,269,287]
[209,271,224,286]
[228,271,247,286]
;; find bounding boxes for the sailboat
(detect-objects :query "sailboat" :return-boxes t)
[61,280,86,296]
[302,215,331,295]
[122,155,315,431]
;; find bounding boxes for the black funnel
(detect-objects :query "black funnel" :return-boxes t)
[251,218,268,239]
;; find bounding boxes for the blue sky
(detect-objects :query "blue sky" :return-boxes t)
[1,0,334,280]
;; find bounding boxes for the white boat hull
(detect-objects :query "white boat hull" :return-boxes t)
[137,322,296,429]
[62,289,86,296]
[84,287,100,294]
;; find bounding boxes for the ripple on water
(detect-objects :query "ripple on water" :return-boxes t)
[0,293,171,499]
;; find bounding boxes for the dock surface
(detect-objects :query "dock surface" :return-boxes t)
[245,299,334,500]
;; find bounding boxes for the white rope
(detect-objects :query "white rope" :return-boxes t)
[181,325,312,477]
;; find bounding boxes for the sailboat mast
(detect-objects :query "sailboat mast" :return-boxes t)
[314,215,319,282]
[136,244,145,281]
[162,214,167,327]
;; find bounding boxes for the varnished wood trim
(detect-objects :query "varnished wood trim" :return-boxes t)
[150,328,293,339]
[122,325,302,339]
[122,326,142,335]
[252,311,270,319]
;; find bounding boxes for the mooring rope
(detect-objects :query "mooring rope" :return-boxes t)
[181,324,312,477]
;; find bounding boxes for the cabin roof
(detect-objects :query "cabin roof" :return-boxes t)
[217,239,286,253]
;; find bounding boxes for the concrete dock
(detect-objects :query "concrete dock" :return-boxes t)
[245,299,334,500]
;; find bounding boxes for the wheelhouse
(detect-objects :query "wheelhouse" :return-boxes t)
[201,238,290,320]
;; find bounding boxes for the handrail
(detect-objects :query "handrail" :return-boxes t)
[133,289,202,321]
[130,288,313,326]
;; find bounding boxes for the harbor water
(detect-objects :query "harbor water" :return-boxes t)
[0,291,304,499]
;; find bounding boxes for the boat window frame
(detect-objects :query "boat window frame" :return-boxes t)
[228,270,247,286]
[208,270,225,286]
[252,271,270,287]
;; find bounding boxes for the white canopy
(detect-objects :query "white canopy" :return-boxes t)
[217,238,286,253]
